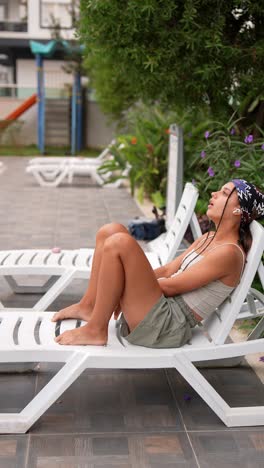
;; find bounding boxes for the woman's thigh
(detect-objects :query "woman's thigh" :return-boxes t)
[107,233,163,330]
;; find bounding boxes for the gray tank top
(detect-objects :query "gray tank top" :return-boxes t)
[171,238,245,320]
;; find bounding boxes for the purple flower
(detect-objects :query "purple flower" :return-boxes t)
[204,130,210,139]
[200,150,206,158]
[192,178,196,186]
[207,166,215,177]
[234,160,241,168]
[259,356,264,363]
[244,134,254,144]
[230,128,235,135]
[261,143,264,150]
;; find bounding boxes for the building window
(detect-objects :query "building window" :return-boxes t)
[0,1,8,21]
[40,0,73,29]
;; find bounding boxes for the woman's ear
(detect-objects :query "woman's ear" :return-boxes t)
[232,207,241,215]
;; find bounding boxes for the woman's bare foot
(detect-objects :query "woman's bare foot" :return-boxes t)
[51,302,93,322]
[55,323,107,346]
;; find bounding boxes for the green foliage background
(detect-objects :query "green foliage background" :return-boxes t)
[79,0,264,128]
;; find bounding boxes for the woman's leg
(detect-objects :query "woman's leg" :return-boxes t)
[55,232,162,345]
[52,223,129,321]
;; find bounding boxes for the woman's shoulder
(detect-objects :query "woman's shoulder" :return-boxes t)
[206,242,246,270]
[192,231,215,248]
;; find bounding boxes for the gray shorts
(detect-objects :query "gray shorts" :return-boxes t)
[117,295,200,349]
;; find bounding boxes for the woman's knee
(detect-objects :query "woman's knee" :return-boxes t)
[103,232,135,254]
[96,223,128,244]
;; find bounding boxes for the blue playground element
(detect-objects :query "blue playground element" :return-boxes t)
[30,40,84,155]
[36,54,45,154]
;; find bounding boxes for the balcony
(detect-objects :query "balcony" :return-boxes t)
[0,20,28,33]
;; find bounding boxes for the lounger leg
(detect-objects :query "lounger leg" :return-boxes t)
[198,289,264,367]
[248,315,264,340]
[258,262,264,289]
[174,354,230,425]
[4,275,59,294]
[32,270,78,311]
[32,168,68,187]
[237,288,264,320]
[0,352,88,433]
[91,169,105,186]
[174,340,264,427]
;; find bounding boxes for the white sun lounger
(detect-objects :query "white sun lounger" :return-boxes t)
[26,140,129,187]
[26,159,126,188]
[0,183,201,311]
[0,220,263,434]
[28,140,116,167]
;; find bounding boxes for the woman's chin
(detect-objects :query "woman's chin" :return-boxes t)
[206,207,212,217]
[206,209,215,222]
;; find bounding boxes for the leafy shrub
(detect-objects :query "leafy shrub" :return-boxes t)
[99,106,264,218]
[98,105,172,205]
[185,116,264,212]
[98,104,211,206]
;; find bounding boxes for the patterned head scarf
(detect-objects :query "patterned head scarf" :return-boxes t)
[231,179,264,227]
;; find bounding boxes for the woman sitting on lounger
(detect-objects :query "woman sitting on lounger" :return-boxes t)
[52,179,264,347]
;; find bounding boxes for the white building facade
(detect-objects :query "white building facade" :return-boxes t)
[0,0,79,91]
[0,1,115,148]
[0,0,77,40]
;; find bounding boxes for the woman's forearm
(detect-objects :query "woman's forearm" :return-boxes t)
[158,277,180,296]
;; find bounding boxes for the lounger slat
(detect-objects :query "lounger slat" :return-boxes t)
[30,250,53,266]
[87,253,94,269]
[145,252,161,268]
[39,314,57,345]
[0,313,21,346]
[0,251,15,264]
[74,249,93,268]
[17,313,40,346]
[29,157,77,165]
[60,319,79,334]
[44,252,69,267]
[59,251,79,267]
[1,251,23,266]
[16,251,43,266]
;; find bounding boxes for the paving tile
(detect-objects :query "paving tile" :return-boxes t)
[30,369,183,434]
[167,366,264,430]
[189,431,264,467]
[0,373,37,413]
[0,435,28,468]
[27,433,198,468]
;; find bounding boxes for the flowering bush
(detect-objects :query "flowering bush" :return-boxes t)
[98,105,171,205]
[98,104,211,206]
[185,117,264,207]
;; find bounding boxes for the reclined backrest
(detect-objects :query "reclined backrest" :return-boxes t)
[159,182,200,264]
[203,220,264,345]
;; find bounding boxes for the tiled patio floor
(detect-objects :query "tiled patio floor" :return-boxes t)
[0,157,263,468]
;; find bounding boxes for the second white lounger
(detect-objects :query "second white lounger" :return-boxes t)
[0,183,200,311]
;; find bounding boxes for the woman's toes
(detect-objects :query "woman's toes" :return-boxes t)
[55,331,68,344]
[54,325,107,346]
[52,312,60,322]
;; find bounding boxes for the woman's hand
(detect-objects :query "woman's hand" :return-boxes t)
[157,278,167,294]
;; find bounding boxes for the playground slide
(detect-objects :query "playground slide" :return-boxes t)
[4,93,37,121]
